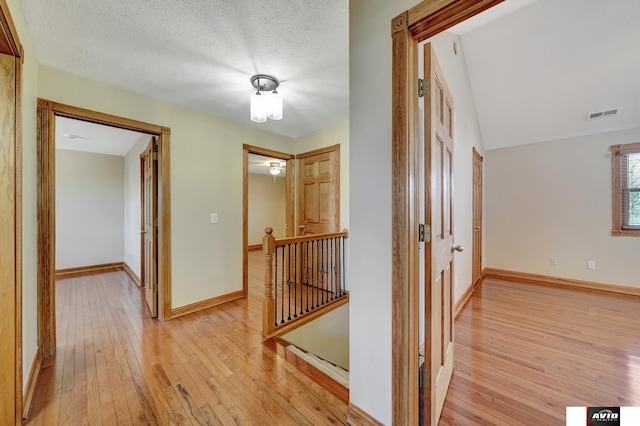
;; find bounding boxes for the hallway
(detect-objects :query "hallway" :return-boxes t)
[27,253,348,425]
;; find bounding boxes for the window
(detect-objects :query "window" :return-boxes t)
[612,142,640,236]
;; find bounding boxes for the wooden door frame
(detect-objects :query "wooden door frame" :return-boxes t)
[296,144,340,236]
[390,1,503,423]
[242,144,295,296]
[472,147,483,285]
[37,99,172,360]
[0,0,22,423]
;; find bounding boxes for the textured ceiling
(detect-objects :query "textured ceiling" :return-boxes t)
[450,0,640,150]
[23,0,349,139]
[56,116,147,156]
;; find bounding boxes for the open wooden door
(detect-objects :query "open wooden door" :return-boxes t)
[472,148,483,285]
[296,146,340,236]
[422,42,456,424]
[141,137,158,318]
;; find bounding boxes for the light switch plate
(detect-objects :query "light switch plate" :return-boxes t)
[210,213,218,224]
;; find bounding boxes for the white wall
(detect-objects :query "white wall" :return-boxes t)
[8,0,39,387]
[56,149,125,269]
[248,173,287,245]
[281,304,349,370]
[295,120,350,230]
[123,134,152,278]
[39,65,295,308]
[350,1,416,423]
[485,128,640,288]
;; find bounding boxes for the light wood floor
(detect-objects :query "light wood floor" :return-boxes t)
[28,251,348,425]
[440,278,640,425]
[28,253,640,425]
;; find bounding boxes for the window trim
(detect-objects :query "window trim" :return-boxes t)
[612,141,640,236]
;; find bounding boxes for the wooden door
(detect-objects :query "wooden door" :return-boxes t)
[422,43,455,425]
[141,137,158,318]
[296,146,339,236]
[472,148,483,285]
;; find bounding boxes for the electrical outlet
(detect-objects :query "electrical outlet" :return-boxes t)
[210,213,218,224]
[550,257,557,266]
[587,260,596,270]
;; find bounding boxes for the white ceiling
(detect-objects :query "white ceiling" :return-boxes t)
[24,0,640,150]
[248,153,287,177]
[56,116,148,156]
[450,0,640,150]
[23,0,349,139]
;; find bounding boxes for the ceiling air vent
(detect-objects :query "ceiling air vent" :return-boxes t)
[587,107,621,120]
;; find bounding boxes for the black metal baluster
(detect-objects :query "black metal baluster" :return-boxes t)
[274,246,278,327]
[281,246,285,323]
[301,241,305,315]
[293,242,298,318]
[288,244,292,321]
[341,236,346,296]
[306,240,310,313]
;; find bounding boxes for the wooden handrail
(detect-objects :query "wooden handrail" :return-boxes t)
[262,227,349,339]
[273,229,349,247]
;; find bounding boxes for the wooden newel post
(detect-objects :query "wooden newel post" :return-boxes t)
[262,227,275,337]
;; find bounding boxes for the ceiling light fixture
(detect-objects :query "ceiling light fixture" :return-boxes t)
[268,162,282,176]
[250,74,283,123]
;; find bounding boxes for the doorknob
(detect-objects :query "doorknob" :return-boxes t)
[299,225,305,230]
[452,245,464,252]
[473,226,480,230]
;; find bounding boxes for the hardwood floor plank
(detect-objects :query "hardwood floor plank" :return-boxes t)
[440,278,640,424]
[29,258,349,425]
[28,251,640,425]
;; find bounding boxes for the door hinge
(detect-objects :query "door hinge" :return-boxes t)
[418,77,430,98]
[153,217,158,227]
[418,224,431,243]
[152,152,158,161]
[419,369,431,390]
[153,282,158,292]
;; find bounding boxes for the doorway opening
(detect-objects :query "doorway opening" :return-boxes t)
[37,99,172,361]
[390,1,503,424]
[242,144,295,296]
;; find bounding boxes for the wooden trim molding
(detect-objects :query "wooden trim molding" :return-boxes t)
[247,244,262,251]
[22,348,43,421]
[262,295,349,340]
[391,1,506,424]
[55,262,123,278]
[347,403,383,426]
[122,262,141,286]
[37,100,172,365]
[170,290,244,319]
[484,268,640,297]
[391,16,420,426]
[454,281,476,318]
[0,2,23,423]
[0,0,22,57]
[295,143,340,159]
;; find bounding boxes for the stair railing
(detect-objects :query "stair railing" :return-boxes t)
[262,227,349,338]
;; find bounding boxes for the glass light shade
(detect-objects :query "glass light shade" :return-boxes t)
[269,162,281,175]
[250,92,267,123]
[267,90,283,121]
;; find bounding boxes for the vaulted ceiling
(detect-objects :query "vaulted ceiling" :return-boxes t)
[22,0,640,149]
